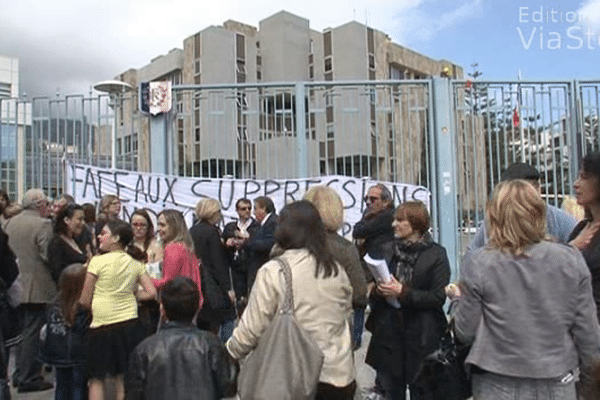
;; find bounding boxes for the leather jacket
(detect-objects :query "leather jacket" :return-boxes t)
[126,321,236,400]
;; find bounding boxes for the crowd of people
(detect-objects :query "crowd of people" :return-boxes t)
[0,153,598,400]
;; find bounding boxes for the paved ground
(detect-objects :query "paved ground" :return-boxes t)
[11,332,377,400]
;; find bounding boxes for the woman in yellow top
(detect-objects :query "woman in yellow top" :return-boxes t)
[79,219,156,400]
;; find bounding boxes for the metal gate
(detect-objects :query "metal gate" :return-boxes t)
[2,78,600,270]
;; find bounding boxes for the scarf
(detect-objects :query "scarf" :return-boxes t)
[392,233,433,285]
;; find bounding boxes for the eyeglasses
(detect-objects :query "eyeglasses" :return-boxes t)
[238,207,251,211]
[364,196,380,203]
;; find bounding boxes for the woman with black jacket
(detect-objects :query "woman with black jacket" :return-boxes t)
[365,201,450,400]
[189,198,235,341]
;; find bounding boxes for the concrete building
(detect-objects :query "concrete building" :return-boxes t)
[0,56,18,99]
[0,55,31,201]
[116,10,463,181]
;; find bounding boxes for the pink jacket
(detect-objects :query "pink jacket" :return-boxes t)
[152,242,203,308]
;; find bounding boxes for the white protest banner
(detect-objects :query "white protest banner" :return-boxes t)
[66,163,430,237]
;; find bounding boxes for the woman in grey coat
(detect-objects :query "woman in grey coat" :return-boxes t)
[452,180,600,400]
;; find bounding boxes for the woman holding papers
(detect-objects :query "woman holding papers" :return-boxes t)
[364,201,450,400]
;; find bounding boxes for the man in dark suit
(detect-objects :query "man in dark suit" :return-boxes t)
[222,198,259,310]
[243,196,277,294]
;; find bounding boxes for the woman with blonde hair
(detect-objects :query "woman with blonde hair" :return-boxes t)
[303,186,367,348]
[189,198,234,339]
[151,210,202,307]
[452,180,600,399]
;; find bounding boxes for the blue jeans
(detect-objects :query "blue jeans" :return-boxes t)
[219,318,235,343]
[472,371,576,400]
[352,308,365,348]
[55,365,86,400]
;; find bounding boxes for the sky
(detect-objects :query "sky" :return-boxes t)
[1,0,599,98]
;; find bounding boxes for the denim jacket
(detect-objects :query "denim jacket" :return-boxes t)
[39,304,91,367]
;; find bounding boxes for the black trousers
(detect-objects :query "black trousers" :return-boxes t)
[315,380,356,400]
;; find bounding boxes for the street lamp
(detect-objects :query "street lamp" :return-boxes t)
[93,80,133,170]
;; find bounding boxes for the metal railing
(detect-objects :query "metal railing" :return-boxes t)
[2,78,599,270]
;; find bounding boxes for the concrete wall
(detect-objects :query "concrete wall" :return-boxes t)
[259,11,309,82]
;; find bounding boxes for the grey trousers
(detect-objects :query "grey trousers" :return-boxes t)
[472,371,577,400]
[14,305,45,386]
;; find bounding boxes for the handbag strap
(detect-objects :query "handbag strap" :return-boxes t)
[274,257,294,314]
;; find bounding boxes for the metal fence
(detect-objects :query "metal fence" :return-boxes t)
[1,78,599,268]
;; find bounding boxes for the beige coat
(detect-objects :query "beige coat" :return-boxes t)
[227,248,355,387]
[4,209,55,303]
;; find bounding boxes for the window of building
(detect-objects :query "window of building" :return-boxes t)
[124,135,132,154]
[116,138,122,155]
[327,125,334,138]
[309,39,314,54]
[236,34,245,61]
[132,133,138,152]
[194,60,201,75]
[309,65,314,79]
[0,83,11,99]
[236,61,246,83]
[324,57,332,72]
[367,28,374,53]
[237,126,248,141]
[368,54,375,70]
[195,127,200,142]
[323,30,332,57]
[236,93,248,109]
[389,64,405,80]
[194,33,201,58]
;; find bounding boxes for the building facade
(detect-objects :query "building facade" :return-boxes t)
[0,56,31,200]
[115,11,463,182]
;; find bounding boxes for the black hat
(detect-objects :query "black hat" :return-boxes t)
[501,163,540,182]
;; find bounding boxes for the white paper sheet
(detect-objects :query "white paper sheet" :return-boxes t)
[364,254,401,309]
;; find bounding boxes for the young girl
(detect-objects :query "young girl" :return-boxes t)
[79,219,156,400]
[39,263,90,400]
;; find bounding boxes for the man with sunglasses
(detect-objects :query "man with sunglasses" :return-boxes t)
[223,198,259,313]
[352,184,395,352]
[353,183,395,260]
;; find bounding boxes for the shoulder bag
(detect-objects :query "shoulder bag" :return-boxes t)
[237,257,324,400]
[412,321,472,400]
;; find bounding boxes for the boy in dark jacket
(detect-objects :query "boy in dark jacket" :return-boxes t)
[126,277,236,400]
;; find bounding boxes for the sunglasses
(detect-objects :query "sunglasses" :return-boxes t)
[238,206,251,211]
